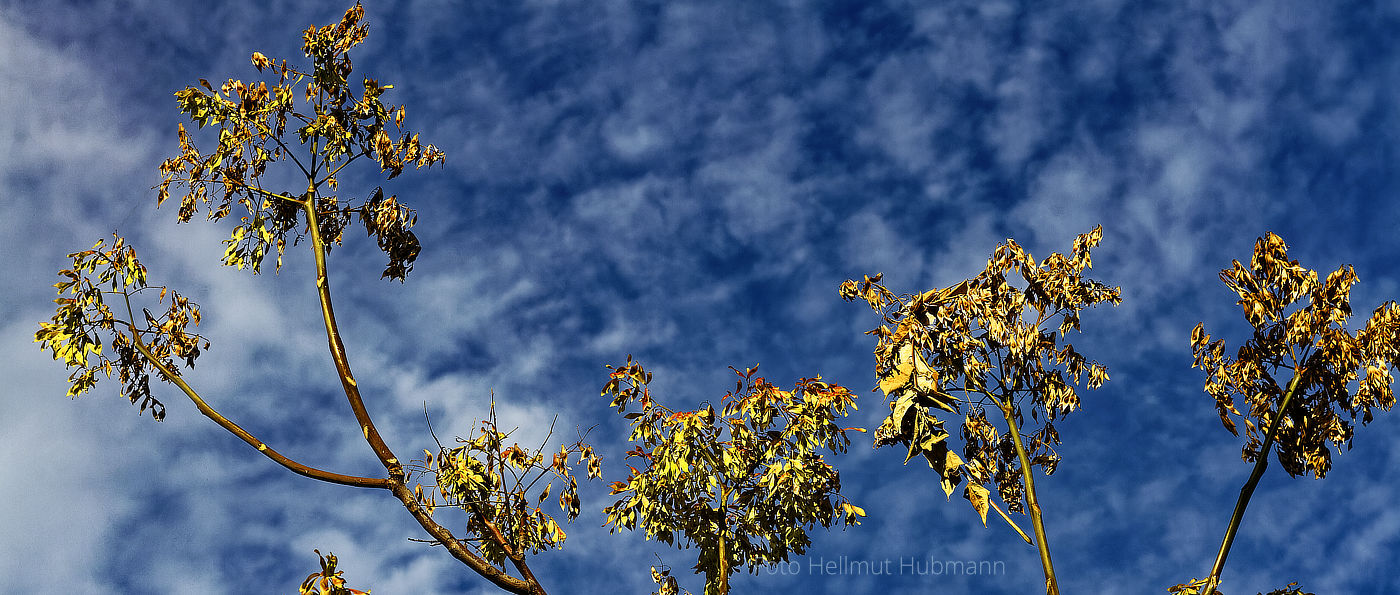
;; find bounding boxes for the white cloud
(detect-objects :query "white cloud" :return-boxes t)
[0,329,147,593]
[6,1,1400,593]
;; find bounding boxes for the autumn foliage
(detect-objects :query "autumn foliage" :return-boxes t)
[1192,232,1399,479]
[1171,232,1399,595]
[36,5,572,595]
[602,357,864,594]
[156,1,442,279]
[841,225,1121,594]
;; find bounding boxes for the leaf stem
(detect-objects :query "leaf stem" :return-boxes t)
[988,498,1034,545]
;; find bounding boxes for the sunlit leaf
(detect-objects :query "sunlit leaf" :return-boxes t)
[966,483,991,527]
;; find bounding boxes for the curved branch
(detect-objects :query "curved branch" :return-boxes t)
[125,297,541,592]
[300,198,546,594]
[126,325,390,489]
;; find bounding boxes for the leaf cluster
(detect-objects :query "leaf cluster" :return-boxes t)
[1166,577,1314,595]
[840,226,1120,524]
[1191,232,1400,478]
[34,235,209,419]
[156,2,443,280]
[649,564,691,595]
[601,357,864,594]
[407,403,601,568]
[299,549,369,595]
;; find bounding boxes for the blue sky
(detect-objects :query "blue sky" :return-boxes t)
[3,1,1399,593]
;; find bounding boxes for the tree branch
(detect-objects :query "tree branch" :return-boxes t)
[470,501,546,595]
[132,318,537,592]
[386,481,540,594]
[299,198,546,594]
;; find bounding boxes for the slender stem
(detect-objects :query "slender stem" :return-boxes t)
[300,197,405,480]
[126,325,390,489]
[717,483,731,595]
[696,441,732,595]
[319,154,359,187]
[1201,365,1307,595]
[994,391,1059,595]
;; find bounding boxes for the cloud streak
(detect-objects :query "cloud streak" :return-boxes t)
[4,1,1400,593]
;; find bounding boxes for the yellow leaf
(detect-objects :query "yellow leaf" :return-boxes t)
[879,342,915,395]
[927,448,964,498]
[921,279,970,305]
[966,483,990,527]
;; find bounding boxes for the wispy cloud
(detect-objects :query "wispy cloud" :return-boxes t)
[4,1,1400,593]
